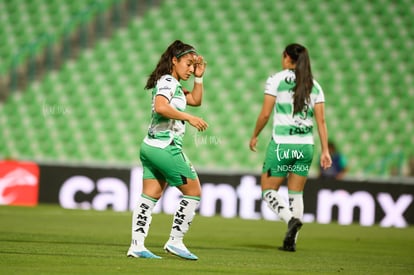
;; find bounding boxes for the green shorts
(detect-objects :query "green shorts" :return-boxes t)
[262,139,314,177]
[140,142,197,186]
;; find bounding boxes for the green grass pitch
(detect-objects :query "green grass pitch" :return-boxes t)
[1,204,413,274]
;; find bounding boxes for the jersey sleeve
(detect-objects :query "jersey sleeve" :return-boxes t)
[313,80,325,103]
[264,74,278,97]
[155,76,177,101]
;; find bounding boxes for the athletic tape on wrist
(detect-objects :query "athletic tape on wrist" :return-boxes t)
[194,77,203,84]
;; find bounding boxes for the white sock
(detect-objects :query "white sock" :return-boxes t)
[262,189,293,223]
[289,191,304,242]
[288,191,304,220]
[168,196,200,244]
[130,194,158,249]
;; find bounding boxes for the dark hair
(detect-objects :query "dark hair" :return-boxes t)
[284,43,313,115]
[145,40,196,90]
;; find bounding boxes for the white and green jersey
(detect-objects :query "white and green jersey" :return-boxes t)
[144,74,187,148]
[264,69,325,144]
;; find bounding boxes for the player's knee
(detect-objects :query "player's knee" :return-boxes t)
[179,178,201,197]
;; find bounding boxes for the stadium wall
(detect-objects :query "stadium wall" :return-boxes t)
[1,160,413,228]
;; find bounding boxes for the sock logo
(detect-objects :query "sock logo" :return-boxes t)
[134,202,150,234]
[172,199,189,232]
[0,161,39,206]
[289,197,294,212]
[265,192,284,213]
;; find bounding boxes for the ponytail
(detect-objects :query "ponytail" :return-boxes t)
[285,44,313,115]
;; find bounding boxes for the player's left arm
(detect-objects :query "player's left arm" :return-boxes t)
[315,102,332,170]
[186,55,206,106]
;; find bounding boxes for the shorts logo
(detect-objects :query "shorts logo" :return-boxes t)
[0,161,39,206]
[275,143,305,161]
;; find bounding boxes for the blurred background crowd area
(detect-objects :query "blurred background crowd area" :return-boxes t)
[0,0,413,180]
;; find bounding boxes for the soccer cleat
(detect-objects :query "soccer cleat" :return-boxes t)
[127,248,162,259]
[281,217,303,252]
[164,242,198,260]
[279,243,296,252]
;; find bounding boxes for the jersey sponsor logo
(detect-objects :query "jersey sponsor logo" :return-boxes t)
[0,161,39,206]
[289,126,312,135]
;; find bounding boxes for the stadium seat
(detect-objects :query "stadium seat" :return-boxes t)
[0,0,413,177]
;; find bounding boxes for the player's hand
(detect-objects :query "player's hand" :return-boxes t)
[249,136,258,152]
[188,116,208,131]
[320,151,332,170]
[194,55,207,77]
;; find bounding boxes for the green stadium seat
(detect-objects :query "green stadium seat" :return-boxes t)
[0,0,413,177]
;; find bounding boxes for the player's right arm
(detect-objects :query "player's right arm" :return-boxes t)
[154,95,208,132]
[249,94,275,152]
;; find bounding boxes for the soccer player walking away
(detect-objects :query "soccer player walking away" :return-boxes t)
[127,40,208,260]
[249,43,332,252]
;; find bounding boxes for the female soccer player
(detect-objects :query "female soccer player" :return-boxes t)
[127,40,207,260]
[249,43,332,252]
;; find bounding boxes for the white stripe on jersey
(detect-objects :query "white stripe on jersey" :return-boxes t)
[264,69,325,144]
